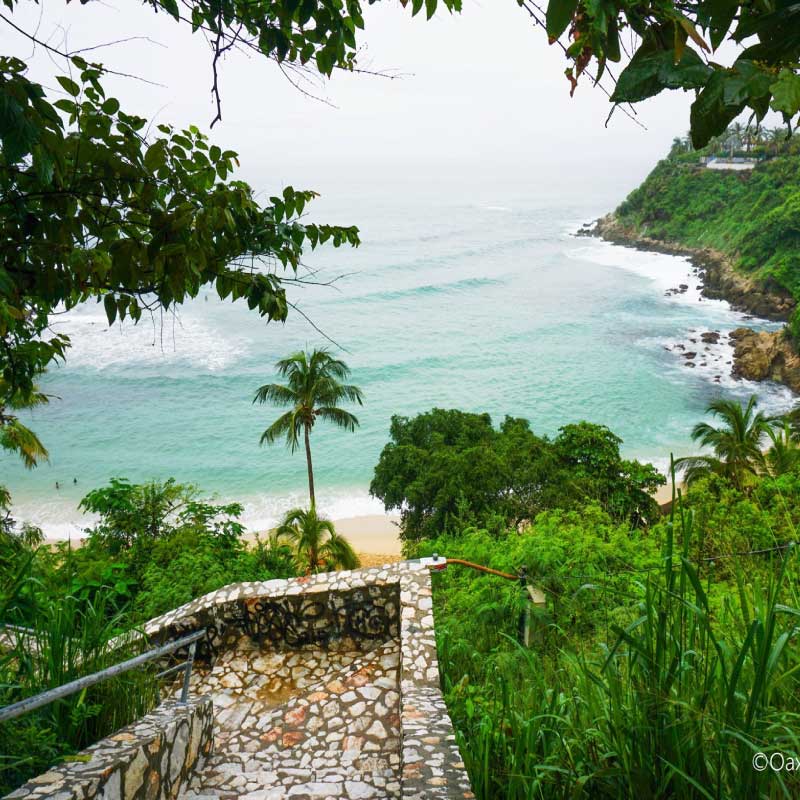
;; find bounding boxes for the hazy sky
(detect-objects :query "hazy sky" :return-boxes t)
[7,1,697,198]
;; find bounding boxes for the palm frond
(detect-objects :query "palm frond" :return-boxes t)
[674,455,726,484]
[275,506,358,573]
[316,406,360,432]
[259,411,302,451]
[253,383,298,406]
[0,419,49,469]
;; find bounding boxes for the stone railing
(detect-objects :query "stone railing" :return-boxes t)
[4,696,213,800]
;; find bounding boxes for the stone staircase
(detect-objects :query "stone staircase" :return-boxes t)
[180,640,401,800]
[7,565,474,800]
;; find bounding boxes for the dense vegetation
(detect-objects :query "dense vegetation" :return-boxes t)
[3,397,800,795]
[0,477,298,794]
[408,469,800,798]
[370,409,665,540]
[614,128,800,340]
[381,400,800,797]
[414,486,800,798]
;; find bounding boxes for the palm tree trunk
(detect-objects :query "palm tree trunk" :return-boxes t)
[304,423,316,508]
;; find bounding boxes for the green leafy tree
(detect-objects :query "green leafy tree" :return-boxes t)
[538,0,800,147]
[274,506,359,574]
[676,395,772,489]
[552,422,664,525]
[253,349,363,506]
[79,478,245,586]
[371,409,664,540]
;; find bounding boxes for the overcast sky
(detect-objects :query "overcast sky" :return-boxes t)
[7,1,698,199]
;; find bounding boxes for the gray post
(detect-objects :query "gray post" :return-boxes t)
[180,641,197,703]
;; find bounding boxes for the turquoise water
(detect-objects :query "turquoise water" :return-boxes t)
[2,186,794,535]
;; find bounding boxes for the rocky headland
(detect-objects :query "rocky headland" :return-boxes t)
[580,214,800,394]
[729,328,800,394]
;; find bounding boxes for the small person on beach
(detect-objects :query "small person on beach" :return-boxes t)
[55,481,60,490]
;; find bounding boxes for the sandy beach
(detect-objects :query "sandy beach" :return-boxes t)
[331,514,402,556]
[242,513,404,566]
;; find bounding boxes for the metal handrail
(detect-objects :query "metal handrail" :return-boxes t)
[0,628,206,723]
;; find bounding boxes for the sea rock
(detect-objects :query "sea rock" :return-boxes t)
[729,328,800,392]
[700,331,720,344]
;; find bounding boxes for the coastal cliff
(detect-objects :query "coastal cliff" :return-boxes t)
[588,151,800,393]
[729,328,800,394]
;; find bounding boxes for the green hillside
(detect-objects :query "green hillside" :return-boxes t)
[614,138,800,340]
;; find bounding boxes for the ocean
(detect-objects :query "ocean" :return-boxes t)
[2,184,794,537]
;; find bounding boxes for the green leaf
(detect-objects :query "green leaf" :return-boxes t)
[56,76,81,97]
[612,46,712,104]
[53,99,77,115]
[546,0,579,39]
[770,69,800,118]
[704,0,738,50]
[101,98,120,115]
[103,294,117,325]
[689,70,746,148]
[159,0,180,19]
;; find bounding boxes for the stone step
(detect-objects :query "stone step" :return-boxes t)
[180,640,402,799]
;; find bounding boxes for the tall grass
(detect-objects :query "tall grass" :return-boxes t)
[0,551,159,794]
[438,498,800,798]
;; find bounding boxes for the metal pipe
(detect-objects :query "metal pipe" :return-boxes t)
[443,558,520,581]
[0,629,206,723]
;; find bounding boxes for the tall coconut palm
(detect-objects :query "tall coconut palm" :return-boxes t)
[275,506,359,574]
[253,349,363,507]
[675,396,772,489]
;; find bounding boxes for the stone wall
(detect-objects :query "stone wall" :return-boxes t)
[5,697,213,800]
[146,581,400,664]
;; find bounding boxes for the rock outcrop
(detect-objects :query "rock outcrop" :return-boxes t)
[588,214,800,395]
[729,328,800,393]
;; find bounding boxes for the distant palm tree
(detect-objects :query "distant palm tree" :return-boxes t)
[253,349,363,507]
[763,421,800,477]
[275,506,359,574]
[676,396,772,489]
[766,127,787,156]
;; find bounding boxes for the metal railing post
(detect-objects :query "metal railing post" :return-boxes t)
[180,641,196,703]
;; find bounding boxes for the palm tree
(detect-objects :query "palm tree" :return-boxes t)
[275,506,359,574]
[253,349,363,507]
[763,421,800,477]
[675,396,772,489]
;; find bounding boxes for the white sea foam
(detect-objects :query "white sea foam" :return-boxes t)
[49,301,248,373]
[12,488,389,540]
[568,235,794,413]
[567,238,704,301]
